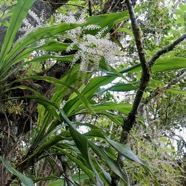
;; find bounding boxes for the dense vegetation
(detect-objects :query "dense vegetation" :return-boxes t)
[0,0,185,185]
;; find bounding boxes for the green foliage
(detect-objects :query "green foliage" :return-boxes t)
[0,0,17,27]
[174,3,186,34]
[0,156,34,186]
[0,0,34,63]
[125,124,184,185]
[0,0,185,185]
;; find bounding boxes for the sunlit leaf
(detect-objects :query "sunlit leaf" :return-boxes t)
[167,88,186,95]
[103,82,138,92]
[152,57,186,72]
[121,57,186,74]
[92,102,132,115]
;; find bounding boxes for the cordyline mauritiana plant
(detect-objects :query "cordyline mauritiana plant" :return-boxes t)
[0,0,186,185]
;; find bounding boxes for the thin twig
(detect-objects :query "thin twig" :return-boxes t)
[143,70,186,105]
[88,0,92,16]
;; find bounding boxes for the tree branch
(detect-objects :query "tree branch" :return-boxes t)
[88,0,92,16]
[111,0,150,185]
[149,32,186,67]
[112,1,186,184]
[122,0,150,135]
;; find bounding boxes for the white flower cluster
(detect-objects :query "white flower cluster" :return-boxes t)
[18,9,119,73]
[81,33,118,71]
[66,26,119,72]
[55,11,119,72]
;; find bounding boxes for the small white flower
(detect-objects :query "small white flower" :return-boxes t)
[83,24,101,30]
[96,26,109,38]
[28,10,41,26]
[66,43,75,53]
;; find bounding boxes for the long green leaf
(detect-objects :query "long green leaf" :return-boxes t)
[7,42,71,66]
[92,102,132,115]
[0,0,34,62]
[26,54,74,64]
[4,22,79,67]
[90,158,111,186]
[50,64,80,106]
[60,110,89,162]
[54,146,95,182]
[84,126,148,169]
[82,75,116,97]
[63,75,116,115]
[167,88,186,95]
[89,142,130,185]
[86,11,128,35]
[72,102,132,116]
[106,138,148,166]
[0,156,34,186]
[25,75,95,114]
[17,132,68,169]
[12,40,73,65]
[102,82,138,92]
[84,127,149,168]
[123,57,186,74]
[60,110,104,185]
[96,162,111,185]
[99,111,123,125]
[152,57,186,72]
[37,41,71,52]
[39,39,77,51]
